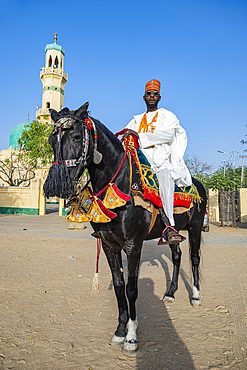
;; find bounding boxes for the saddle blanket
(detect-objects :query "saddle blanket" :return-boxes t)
[128,145,201,210]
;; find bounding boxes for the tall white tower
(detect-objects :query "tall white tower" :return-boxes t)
[36,33,68,122]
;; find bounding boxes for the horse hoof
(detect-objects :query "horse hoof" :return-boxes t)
[163,295,175,303]
[191,297,201,306]
[122,340,138,356]
[109,335,125,346]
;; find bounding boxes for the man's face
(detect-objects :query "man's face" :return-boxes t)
[143,90,161,111]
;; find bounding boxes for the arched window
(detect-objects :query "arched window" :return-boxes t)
[46,102,50,108]
[54,56,59,68]
[48,55,52,67]
[60,59,63,70]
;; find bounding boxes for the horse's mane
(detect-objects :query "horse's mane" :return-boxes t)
[89,117,124,152]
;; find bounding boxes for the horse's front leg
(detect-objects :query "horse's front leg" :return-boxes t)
[122,246,142,356]
[102,243,128,346]
[164,243,182,302]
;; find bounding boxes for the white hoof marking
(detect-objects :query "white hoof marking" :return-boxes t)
[109,334,125,346]
[191,286,201,305]
[121,318,138,355]
[163,296,175,303]
[192,286,200,299]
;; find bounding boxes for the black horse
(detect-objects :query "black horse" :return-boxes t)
[44,103,207,355]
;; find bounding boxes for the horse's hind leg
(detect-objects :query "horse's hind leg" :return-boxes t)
[102,243,128,345]
[188,228,201,305]
[163,243,182,302]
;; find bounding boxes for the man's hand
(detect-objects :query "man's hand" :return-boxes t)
[122,129,139,139]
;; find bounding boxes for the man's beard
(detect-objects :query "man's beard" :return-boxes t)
[146,102,158,110]
[145,98,158,111]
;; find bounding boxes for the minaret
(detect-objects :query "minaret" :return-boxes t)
[36,33,68,122]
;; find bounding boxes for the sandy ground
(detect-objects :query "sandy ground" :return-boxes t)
[0,205,247,370]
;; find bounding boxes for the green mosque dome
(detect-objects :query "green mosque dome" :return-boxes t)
[9,120,29,150]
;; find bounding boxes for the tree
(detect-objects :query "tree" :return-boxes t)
[17,119,53,168]
[185,155,213,189]
[185,155,213,176]
[0,152,35,186]
[184,155,247,192]
[206,164,245,192]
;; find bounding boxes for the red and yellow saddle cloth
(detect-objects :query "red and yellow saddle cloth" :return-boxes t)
[127,144,202,213]
[65,184,131,224]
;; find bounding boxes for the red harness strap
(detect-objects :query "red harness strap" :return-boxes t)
[96,237,101,274]
[52,159,77,167]
[94,136,129,198]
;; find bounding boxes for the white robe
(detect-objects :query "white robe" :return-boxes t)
[126,108,192,225]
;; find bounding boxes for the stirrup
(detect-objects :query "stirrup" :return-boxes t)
[158,225,186,245]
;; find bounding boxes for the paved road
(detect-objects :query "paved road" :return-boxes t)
[0,211,246,369]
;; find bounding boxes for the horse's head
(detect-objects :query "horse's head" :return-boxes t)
[43,102,94,199]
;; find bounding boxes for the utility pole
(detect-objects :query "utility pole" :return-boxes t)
[241,156,244,186]
[221,160,228,178]
[233,149,235,172]
[239,154,247,187]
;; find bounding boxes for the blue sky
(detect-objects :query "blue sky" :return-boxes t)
[1,0,247,171]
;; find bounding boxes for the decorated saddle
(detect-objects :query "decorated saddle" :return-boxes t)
[65,133,202,224]
[128,144,201,214]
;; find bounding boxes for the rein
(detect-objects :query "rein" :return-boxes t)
[94,136,129,198]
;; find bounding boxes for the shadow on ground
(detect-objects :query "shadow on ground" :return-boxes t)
[135,277,195,370]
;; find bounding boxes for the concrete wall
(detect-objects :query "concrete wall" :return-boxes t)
[0,177,46,215]
[208,188,247,224]
[208,189,219,222]
[239,188,247,223]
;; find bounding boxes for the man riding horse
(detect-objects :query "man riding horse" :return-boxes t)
[44,93,206,354]
[124,79,192,244]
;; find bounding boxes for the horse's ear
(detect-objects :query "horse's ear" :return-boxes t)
[49,109,58,122]
[74,102,89,119]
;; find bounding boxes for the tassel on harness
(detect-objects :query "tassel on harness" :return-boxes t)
[92,237,101,294]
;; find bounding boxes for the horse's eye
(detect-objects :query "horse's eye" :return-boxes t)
[73,134,82,142]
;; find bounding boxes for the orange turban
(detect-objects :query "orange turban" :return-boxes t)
[145,79,161,93]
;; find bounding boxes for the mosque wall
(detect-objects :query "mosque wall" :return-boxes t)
[0,177,45,215]
[0,36,68,214]
[40,68,67,112]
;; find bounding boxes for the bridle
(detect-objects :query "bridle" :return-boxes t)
[51,115,102,181]
[50,115,130,199]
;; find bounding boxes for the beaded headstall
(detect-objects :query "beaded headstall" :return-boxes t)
[52,116,102,168]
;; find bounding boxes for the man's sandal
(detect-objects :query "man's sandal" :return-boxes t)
[158,225,186,245]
